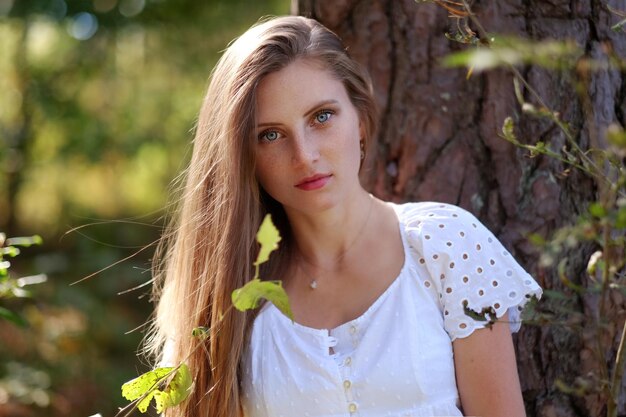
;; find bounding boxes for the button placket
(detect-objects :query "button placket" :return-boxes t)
[349,323,359,350]
[334,325,358,415]
[323,333,338,356]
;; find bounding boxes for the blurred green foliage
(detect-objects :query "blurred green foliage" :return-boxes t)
[0,0,289,415]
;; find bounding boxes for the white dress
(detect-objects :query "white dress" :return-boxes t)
[241,202,543,417]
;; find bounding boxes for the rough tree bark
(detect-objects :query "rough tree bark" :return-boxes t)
[295,1,626,416]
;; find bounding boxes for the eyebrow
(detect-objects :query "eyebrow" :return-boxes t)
[256,99,339,128]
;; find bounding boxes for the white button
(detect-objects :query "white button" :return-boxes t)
[349,325,357,334]
[344,357,352,366]
[343,380,351,389]
[348,403,357,413]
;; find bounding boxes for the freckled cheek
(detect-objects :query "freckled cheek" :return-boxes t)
[333,132,361,165]
[255,154,287,193]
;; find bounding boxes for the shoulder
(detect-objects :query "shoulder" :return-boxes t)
[392,201,510,273]
[392,201,485,238]
[391,202,542,341]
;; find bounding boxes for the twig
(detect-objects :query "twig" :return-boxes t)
[608,318,626,417]
[459,0,606,182]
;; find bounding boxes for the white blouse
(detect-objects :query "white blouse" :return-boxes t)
[241,202,543,417]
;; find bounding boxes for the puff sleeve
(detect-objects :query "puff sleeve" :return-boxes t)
[403,202,542,341]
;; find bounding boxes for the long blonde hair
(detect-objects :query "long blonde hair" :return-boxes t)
[147,15,378,417]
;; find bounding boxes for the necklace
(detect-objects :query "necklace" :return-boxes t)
[297,194,375,290]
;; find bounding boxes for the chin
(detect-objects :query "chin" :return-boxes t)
[283,194,340,216]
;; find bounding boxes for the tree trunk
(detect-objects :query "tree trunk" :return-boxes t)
[295,1,626,416]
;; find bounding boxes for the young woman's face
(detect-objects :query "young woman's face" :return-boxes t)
[254,59,364,215]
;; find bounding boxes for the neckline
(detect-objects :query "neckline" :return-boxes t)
[266,201,411,335]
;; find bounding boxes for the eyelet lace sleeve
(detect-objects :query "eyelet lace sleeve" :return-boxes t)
[402,202,543,341]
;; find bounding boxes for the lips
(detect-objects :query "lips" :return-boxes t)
[295,173,332,191]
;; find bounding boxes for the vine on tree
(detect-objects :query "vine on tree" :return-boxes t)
[424,0,626,415]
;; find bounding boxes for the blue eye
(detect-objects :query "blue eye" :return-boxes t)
[260,130,279,142]
[315,110,332,124]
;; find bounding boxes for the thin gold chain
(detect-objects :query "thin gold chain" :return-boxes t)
[297,194,374,289]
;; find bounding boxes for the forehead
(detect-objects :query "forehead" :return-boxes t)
[255,59,350,119]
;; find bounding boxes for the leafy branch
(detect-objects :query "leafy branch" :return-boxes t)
[0,233,46,327]
[419,1,626,416]
[118,214,292,415]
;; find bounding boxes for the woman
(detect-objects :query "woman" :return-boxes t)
[148,15,542,417]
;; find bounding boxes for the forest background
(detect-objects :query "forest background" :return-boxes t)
[2,0,626,417]
[0,1,289,416]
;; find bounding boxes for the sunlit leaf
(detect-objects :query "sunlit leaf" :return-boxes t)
[1,246,20,257]
[607,124,626,148]
[5,235,43,247]
[527,233,546,246]
[586,251,603,278]
[529,141,546,158]
[121,365,191,413]
[122,367,172,412]
[16,274,48,287]
[254,215,281,266]
[11,287,30,298]
[153,364,192,413]
[232,278,293,320]
[191,326,209,338]
[589,202,606,218]
[611,17,626,32]
[442,36,581,72]
[501,117,518,144]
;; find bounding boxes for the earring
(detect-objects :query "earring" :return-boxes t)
[360,141,365,160]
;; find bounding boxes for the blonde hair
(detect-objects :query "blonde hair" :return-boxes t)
[147,15,377,417]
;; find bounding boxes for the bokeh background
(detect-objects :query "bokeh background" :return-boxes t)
[0,1,289,416]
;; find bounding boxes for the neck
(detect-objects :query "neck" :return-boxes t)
[287,189,374,270]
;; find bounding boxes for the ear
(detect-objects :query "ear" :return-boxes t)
[358,120,366,141]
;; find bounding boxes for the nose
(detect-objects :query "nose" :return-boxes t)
[290,129,319,166]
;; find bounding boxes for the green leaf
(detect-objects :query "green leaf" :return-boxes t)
[0,306,28,327]
[5,235,43,247]
[586,251,603,277]
[153,364,192,413]
[122,367,172,412]
[527,233,546,246]
[589,202,606,218]
[232,278,293,320]
[501,117,518,144]
[462,299,497,328]
[121,365,191,413]
[611,16,626,32]
[254,215,281,266]
[191,326,209,338]
[442,36,581,72]
[1,246,20,257]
